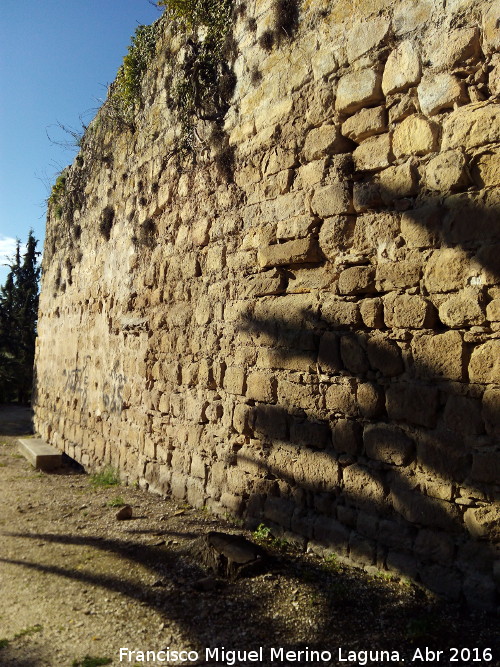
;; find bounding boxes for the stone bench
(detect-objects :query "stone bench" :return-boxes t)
[18,438,62,471]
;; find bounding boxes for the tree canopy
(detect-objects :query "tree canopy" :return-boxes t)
[0,231,40,403]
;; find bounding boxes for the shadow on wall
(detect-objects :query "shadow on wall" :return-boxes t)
[225,178,500,610]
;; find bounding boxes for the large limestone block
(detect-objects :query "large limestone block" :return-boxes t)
[333,419,363,456]
[322,298,360,327]
[366,334,405,376]
[359,298,384,328]
[340,334,370,374]
[482,387,500,436]
[311,183,353,217]
[314,516,350,554]
[356,381,384,418]
[302,125,349,161]
[483,1,500,54]
[258,238,322,268]
[464,506,500,540]
[438,289,485,328]
[335,68,383,114]
[341,106,387,143]
[391,484,461,532]
[224,366,246,395]
[364,423,414,466]
[384,293,434,329]
[442,103,500,151]
[471,146,500,188]
[386,383,439,428]
[393,0,436,36]
[343,464,387,511]
[277,215,317,241]
[378,161,418,200]
[400,206,440,249]
[318,331,342,373]
[415,428,469,481]
[346,16,391,62]
[352,211,400,253]
[469,340,500,384]
[290,419,331,449]
[443,394,483,436]
[423,150,469,192]
[325,382,358,416]
[486,298,500,322]
[319,215,356,258]
[427,27,481,69]
[338,266,375,295]
[353,133,393,171]
[418,73,467,117]
[424,247,471,293]
[293,448,339,490]
[489,53,500,97]
[278,379,320,412]
[393,115,439,157]
[412,331,464,381]
[311,47,338,81]
[382,41,421,95]
[471,449,500,485]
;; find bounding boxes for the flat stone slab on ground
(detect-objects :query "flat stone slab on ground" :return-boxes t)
[17,438,62,470]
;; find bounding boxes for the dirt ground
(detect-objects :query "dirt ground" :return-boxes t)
[0,404,498,667]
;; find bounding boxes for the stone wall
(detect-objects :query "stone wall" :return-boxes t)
[34,0,500,610]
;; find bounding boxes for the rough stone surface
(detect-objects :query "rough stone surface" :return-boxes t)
[33,2,500,610]
[341,107,387,143]
[417,73,468,116]
[353,133,393,172]
[335,68,384,114]
[442,102,500,151]
[382,41,422,95]
[423,150,469,191]
[393,115,439,157]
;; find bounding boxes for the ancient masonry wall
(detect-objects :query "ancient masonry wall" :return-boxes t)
[35,0,500,609]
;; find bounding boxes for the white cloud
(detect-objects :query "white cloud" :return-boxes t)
[0,236,18,268]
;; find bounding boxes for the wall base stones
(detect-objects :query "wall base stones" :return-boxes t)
[35,0,500,611]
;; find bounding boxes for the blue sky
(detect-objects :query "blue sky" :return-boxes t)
[0,0,161,285]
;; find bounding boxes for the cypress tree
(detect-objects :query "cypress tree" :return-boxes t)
[0,232,40,403]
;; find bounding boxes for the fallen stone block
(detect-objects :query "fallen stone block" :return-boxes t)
[18,438,62,471]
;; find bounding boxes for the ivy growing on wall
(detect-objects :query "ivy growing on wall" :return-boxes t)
[106,22,160,128]
[159,0,236,153]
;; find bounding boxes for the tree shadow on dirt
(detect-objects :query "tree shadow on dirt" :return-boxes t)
[1,528,499,663]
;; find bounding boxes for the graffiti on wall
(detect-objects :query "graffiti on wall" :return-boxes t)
[103,367,127,414]
[62,355,91,409]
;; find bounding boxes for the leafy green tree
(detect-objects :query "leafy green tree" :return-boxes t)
[0,231,40,403]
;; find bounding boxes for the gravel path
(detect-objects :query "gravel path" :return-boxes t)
[0,405,498,667]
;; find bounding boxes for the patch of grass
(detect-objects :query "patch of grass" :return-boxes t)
[72,657,112,667]
[0,638,9,649]
[107,496,126,507]
[252,523,289,551]
[224,512,244,527]
[323,552,341,572]
[89,466,120,488]
[252,523,271,543]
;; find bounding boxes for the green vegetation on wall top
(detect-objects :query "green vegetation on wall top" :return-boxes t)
[107,22,160,128]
